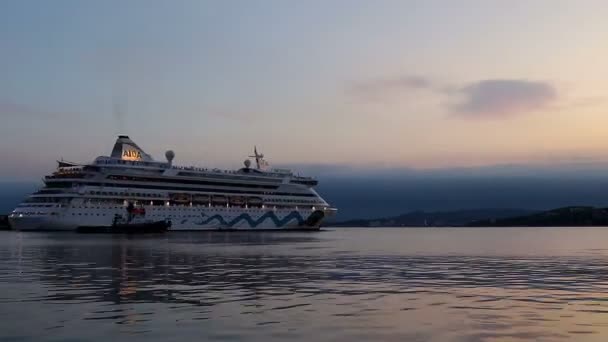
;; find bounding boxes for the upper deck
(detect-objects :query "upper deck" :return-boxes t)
[47,135,318,186]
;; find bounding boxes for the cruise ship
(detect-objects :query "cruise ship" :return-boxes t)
[8,136,336,231]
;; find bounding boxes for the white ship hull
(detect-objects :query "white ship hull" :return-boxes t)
[9,206,334,231]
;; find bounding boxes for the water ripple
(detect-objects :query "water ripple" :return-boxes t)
[3,229,608,341]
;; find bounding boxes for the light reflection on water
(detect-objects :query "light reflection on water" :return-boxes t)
[2,228,608,341]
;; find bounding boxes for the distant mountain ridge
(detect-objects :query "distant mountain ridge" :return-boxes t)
[329,208,538,227]
[470,206,608,227]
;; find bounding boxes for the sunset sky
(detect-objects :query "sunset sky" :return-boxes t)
[2,0,608,179]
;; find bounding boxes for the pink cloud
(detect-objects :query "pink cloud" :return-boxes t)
[449,80,557,118]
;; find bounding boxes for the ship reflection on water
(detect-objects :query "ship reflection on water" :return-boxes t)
[23,233,327,306]
[3,228,608,341]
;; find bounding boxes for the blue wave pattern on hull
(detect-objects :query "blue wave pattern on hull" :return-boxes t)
[191,211,306,228]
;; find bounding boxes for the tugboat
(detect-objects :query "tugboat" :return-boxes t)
[77,202,171,234]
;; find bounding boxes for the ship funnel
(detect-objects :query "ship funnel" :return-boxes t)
[110,135,154,162]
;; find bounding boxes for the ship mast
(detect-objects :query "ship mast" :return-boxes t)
[249,146,266,170]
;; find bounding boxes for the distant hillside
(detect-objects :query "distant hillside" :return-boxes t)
[317,175,608,220]
[470,206,608,227]
[329,208,537,227]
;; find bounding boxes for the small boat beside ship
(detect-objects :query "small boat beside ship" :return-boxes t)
[77,203,171,234]
[76,220,170,234]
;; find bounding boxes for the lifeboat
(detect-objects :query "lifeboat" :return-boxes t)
[211,195,228,204]
[192,194,210,203]
[230,196,245,206]
[170,193,190,203]
[247,197,263,206]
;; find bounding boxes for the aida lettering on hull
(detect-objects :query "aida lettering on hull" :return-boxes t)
[122,147,143,161]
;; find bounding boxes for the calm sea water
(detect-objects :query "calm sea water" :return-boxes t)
[2,228,608,341]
